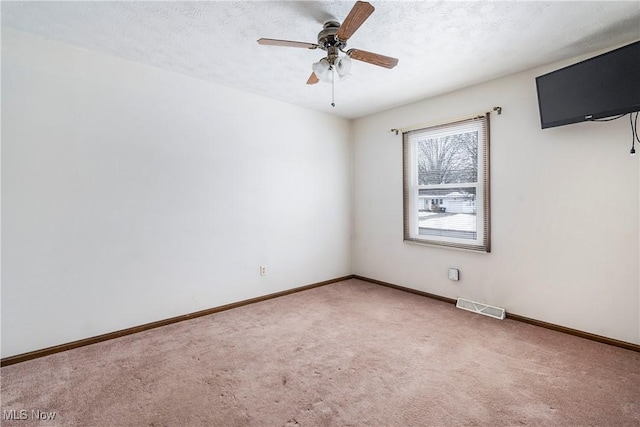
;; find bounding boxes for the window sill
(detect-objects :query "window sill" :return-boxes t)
[403,238,490,253]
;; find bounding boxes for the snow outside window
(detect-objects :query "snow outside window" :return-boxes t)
[403,114,490,252]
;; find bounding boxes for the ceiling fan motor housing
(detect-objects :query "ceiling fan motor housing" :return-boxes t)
[318,21,346,64]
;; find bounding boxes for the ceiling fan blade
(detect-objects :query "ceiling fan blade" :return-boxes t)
[336,1,375,41]
[347,49,399,69]
[257,38,319,49]
[306,72,319,85]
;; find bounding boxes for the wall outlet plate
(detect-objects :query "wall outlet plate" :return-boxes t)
[448,268,459,281]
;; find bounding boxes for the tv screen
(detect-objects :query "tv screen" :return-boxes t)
[536,41,640,129]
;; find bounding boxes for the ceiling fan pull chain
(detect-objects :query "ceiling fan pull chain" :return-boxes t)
[331,66,336,107]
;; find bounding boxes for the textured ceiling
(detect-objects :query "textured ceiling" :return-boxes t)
[2,1,640,119]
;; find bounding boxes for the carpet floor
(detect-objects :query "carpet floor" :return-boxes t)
[1,279,639,426]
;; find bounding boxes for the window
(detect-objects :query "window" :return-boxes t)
[403,114,490,252]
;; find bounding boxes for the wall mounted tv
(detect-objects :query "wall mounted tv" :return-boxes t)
[536,40,640,129]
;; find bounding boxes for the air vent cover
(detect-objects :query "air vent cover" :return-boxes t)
[456,298,505,320]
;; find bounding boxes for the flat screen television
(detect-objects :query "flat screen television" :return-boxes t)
[536,40,640,129]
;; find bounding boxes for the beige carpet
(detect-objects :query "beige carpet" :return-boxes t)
[1,279,639,426]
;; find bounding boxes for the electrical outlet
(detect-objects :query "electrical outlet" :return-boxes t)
[448,268,459,281]
[260,266,267,276]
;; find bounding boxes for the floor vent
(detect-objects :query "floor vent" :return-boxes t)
[456,298,506,320]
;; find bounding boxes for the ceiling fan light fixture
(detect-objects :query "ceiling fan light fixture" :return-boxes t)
[335,55,352,78]
[312,58,332,82]
[312,55,352,83]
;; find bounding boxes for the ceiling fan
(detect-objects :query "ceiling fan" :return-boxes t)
[257,1,398,102]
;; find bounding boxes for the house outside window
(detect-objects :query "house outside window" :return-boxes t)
[403,114,490,252]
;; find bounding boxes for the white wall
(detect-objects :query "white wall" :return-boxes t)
[353,55,639,344]
[1,29,352,358]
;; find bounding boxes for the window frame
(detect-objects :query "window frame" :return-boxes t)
[402,114,491,252]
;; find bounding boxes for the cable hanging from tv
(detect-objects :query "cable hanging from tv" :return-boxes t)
[630,112,638,155]
[590,114,627,122]
[589,112,639,155]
